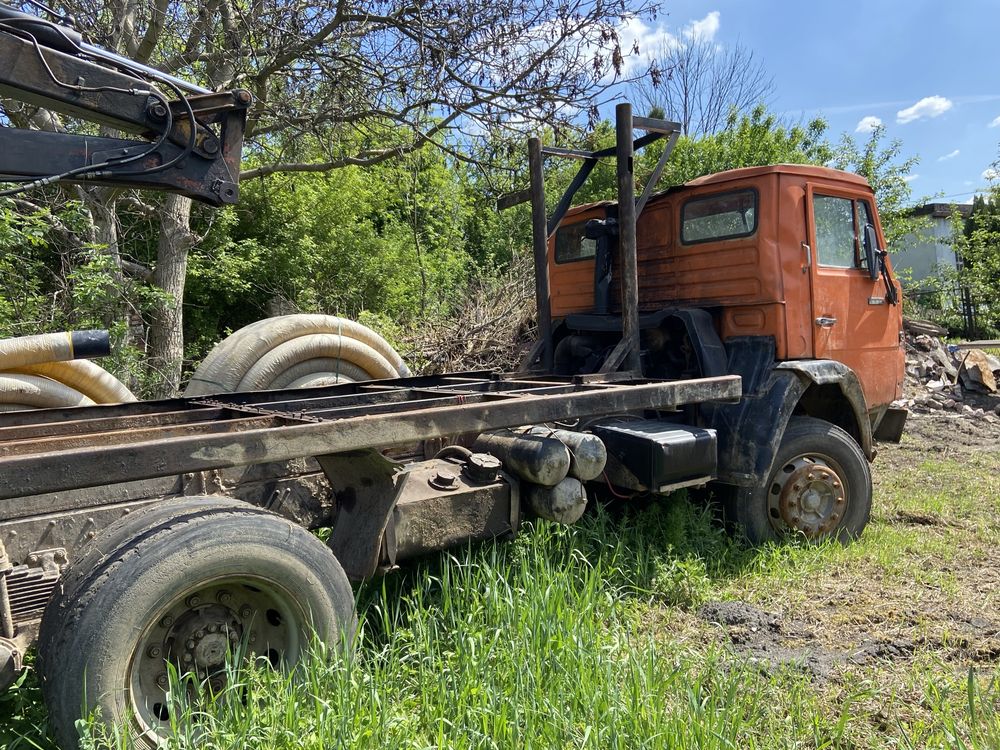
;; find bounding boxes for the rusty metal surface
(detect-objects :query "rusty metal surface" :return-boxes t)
[387,461,517,566]
[318,450,402,581]
[0,373,740,501]
[0,540,12,640]
[0,461,332,564]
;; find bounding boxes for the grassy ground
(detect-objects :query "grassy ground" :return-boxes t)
[2,411,1000,749]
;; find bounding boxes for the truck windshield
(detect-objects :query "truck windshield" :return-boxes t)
[681,189,757,244]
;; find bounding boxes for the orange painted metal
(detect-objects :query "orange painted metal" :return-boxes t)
[547,164,904,410]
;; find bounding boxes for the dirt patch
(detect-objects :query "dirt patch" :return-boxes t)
[651,410,1000,695]
[696,600,936,681]
[893,409,1000,456]
[697,600,849,680]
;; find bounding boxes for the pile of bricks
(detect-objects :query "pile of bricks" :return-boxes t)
[897,322,1000,420]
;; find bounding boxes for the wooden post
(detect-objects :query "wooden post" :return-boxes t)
[616,103,641,373]
[528,136,553,372]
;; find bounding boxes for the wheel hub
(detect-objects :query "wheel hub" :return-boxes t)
[768,455,847,537]
[169,605,241,671]
[130,579,301,734]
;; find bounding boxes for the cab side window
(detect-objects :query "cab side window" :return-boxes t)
[555,222,597,263]
[813,195,858,268]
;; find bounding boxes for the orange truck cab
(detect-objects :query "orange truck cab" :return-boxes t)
[543,161,906,542]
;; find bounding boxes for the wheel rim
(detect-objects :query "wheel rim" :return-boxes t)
[766,452,849,537]
[128,576,305,739]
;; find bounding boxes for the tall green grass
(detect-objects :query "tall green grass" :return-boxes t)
[5,494,1000,749]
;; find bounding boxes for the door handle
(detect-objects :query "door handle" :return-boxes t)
[815,316,837,328]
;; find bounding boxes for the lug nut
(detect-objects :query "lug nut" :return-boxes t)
[186,595,201,608]
[208,623,218,633]
[186,639,196,651]
[240,606,253,619]
[156,673,168,688]
[195,629,205,639]
[217,591,233,605]
[183,653,193,663]
[146,646,161,658]
[160,615,174,628]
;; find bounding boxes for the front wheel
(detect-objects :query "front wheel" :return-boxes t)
[38,499,356,750]
[724,416,872,544]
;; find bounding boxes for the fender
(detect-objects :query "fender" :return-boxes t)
[775,360,873,459]
[704,368,807,487]
[704,354,872,489]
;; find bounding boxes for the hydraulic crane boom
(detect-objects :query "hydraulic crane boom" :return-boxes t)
[0,2,250,206]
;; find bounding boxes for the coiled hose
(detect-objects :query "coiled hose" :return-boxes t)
[184,314,410,395]
[0,330,136,411]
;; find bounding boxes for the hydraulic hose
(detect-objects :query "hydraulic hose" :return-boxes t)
[269,358,372,390]
[0,403,34,413]
[236,334,397,391]
[285,373,356,388]
[11,360,136,403]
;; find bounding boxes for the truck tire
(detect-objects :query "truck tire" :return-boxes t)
[37,500,356,750]
[36,496,247,688]
[725,416,872,544]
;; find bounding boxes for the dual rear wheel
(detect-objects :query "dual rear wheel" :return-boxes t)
[38,497,356,750]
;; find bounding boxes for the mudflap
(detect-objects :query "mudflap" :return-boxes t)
[873,407,907,443]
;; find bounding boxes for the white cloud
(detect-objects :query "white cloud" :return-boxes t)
[902,174,919,183]
[617,11,721,74]
[937,149,960,162]
[684,11,721,42]
[990,115,1000,128]
[983,167,999,182]
[616,17,680,73]
[896,95,953,124]
[855,116,882,133]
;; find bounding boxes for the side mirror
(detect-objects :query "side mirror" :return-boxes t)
[863,223,880,281]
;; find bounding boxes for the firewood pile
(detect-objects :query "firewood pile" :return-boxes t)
[897,319,1000,421]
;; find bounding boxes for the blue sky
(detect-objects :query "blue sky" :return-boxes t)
[615,1,1000,204]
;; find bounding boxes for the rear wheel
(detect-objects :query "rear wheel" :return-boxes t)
[38,499,356,750]
[724,416,872,544]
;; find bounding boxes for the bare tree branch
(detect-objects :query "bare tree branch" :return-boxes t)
[633,36,775,136]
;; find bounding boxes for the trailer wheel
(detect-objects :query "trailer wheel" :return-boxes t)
[727,416,872,544]
[38,499,356,750]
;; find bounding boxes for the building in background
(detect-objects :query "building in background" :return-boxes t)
[892,202,972,286]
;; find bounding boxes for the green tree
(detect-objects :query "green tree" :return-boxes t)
[185,145,476,367]
[952,171,1000,336]
[831,124,923,253]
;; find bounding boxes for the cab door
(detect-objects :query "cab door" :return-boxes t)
[806,185,903,409]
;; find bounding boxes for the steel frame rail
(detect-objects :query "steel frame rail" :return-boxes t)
[0,372,740,500]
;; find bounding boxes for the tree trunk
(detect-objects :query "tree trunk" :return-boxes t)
[149,194,194,397]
